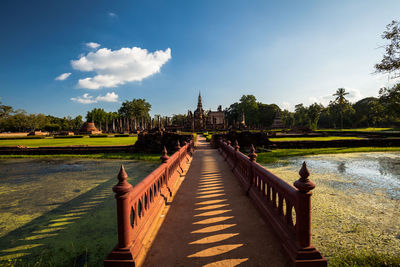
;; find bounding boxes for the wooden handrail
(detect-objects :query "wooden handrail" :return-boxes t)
[104,140,194,266]
[218,139,327,267]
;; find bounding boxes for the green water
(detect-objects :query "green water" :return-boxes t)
[0,158,158,266]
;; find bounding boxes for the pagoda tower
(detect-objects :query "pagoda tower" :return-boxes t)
[193,92,205,130]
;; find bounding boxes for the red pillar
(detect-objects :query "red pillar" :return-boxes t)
[293,162,327,266]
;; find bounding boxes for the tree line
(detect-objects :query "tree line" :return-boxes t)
[220,83,399,130]
[1,83,399,133]
[0,102,84,133]
[0,98,152,133]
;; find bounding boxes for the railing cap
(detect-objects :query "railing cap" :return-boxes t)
[161,146,169,163]
[234,140,240,151]
[248,144,257,162]
[294,162,315,193]
[175,140,181,150]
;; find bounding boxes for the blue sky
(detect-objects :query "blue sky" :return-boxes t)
[0,0,399,118]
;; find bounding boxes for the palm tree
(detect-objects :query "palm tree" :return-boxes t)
[333,88,349,129]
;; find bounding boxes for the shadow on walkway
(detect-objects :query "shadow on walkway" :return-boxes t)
[144,138,289,266]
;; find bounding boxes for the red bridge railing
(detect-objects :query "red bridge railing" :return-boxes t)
[104,140,194,267]
[218,139,327,267]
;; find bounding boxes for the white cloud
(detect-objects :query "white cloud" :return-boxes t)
[345,88,362,102]
[71,46,171,89]
[71,93,96,104]
[280,101,293,111]
[108,12,117,18]
[55,72,71,81]
[95,92,119,102]
[71,92,119,104]
[86,42,100,49]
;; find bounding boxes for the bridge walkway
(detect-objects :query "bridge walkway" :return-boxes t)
[143,137,288,266]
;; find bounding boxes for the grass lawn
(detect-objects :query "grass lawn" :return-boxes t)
[257,147,400,163]
[269,136,366,142]
[316,127,399,132]
[0,136,138,147]
[0,158,159,266]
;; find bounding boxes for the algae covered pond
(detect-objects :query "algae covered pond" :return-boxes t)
[263,152,400,265]
[0,158,158,266]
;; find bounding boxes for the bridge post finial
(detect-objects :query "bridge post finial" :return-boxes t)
[113,165,133,196]
[175,140,181,150]
[161,146,169,163]
[234,140,240,151]
[248,144,257,162]
[294,161,315,193]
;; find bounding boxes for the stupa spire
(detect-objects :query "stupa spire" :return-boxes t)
[197,91,203,110]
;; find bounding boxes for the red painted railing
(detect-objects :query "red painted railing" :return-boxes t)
[104,140,194,267]
[219,140,327,267]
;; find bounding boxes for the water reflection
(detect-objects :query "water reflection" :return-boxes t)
[337,162,346,174]
[264,152,400,199]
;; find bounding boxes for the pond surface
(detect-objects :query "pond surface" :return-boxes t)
[263,152,400,199]
[0,158,158,238]
[262,152,400,260]
[0,158,155,186]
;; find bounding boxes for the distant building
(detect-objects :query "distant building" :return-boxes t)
[271,111,285,129]
[185,93,225,131]
[206,105,225,129]
[193,93,205,131]
[79,122,102,135]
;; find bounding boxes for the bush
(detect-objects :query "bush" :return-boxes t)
[44,124,61,132]
[89,134,109,138]
[0,136,45,140]
[114,134,130,137]
[54,135,84,139]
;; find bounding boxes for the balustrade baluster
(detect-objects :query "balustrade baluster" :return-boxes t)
[278,193,284,216]
[272,188,277,208]
[286,202,293,227]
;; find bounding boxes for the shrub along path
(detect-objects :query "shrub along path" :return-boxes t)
[143,137,288,266]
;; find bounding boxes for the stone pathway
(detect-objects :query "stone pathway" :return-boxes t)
[143,137,288,266]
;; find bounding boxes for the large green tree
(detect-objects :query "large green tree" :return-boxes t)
[257,103,280,128]
[379,83,400,124]
[118,98,151,120]
[238,95,258,126]
[0,101,13,118]
[293,104,308,127]
[375,20,400,78]
[171,114,186,127]
[307,103,323,130]
[86,108,108,130]
[353,97,385,127]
